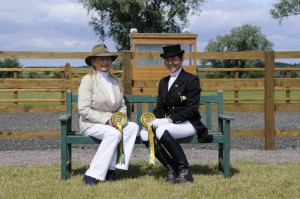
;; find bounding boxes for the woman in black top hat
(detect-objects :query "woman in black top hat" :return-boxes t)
[140,44,208,184]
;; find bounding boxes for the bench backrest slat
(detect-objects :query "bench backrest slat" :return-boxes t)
[205,102,212,129]
[66,90,73,115]
[65,90,223,131]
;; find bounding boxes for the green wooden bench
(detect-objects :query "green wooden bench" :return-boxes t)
[58,90,234,180]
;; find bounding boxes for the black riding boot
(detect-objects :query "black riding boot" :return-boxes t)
[143,141,178,182]
[159,130,193,184]
[105,169,116,182]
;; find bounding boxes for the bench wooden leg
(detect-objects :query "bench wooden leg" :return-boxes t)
[61,143,72,180]
[67,144,72,173]
[224,142,230,179]
[61,142,68,180]
[218,142,230,178]
[218,143,224,172]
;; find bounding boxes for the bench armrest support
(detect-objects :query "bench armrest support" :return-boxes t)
[58,114,72,136]
[218,114,234,136]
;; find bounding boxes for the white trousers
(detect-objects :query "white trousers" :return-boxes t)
[82,122,138,181]
[140,121,197,141]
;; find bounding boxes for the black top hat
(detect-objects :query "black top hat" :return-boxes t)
[160,44,185,58]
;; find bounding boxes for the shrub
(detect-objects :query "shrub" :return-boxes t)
[0,58,22,78]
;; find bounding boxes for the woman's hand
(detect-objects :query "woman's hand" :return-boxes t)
[150,118,170,130]
[106,119,114,127]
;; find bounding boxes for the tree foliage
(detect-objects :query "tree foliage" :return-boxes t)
[203,24,274,78]
[270,0,300,24]
[80,0,205,50]
[0,58,22,78]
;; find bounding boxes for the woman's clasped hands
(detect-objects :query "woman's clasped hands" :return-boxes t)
[150,118,171,130]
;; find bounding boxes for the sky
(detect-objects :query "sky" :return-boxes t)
[0,0,299,66]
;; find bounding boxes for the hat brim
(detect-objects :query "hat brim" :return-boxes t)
[160,50,185,58]
[85,54,118,66]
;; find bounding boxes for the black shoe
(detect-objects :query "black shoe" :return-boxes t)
[105,170,116,182]
[173,169,193,184]
[143,140,178,182]
[83,175,98,185]
[165,168,178,183]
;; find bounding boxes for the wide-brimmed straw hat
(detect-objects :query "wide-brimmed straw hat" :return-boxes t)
[85,43,118,66]
[160,44,185,58]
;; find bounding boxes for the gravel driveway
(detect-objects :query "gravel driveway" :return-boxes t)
[0,112,299,166]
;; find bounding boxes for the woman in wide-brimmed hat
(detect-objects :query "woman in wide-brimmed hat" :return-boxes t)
[140,44,209,184]
[78,43,138,185]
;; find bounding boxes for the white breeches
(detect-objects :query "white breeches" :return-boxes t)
[82,122,138,181]
[140,120,197,141]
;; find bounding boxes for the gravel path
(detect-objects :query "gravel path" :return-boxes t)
[1,147,300,167]
[0,112,299,166]
[1,112,300,132]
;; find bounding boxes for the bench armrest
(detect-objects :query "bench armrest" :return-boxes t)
[218,114,234,121]
[58,114,72,122]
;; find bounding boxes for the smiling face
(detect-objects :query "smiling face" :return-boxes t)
[91,56,112,72]
[163,55,183,73]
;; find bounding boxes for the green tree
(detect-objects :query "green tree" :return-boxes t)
[203,24,274,78]
[270,0,300,24]
[80,0,205,50]
[0,58,22,78]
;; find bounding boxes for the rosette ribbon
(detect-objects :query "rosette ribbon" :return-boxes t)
[111,112,127,165]
[141,112,156,165]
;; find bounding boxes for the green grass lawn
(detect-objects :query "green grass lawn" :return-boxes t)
[0,92,63,105]
[1,161,299,198]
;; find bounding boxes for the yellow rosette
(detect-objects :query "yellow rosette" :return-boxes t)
[112,112,127,165]
[141,112,156,165]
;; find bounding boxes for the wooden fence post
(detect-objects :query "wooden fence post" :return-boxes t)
[234,71,239,103]
[64,63,71,80]
[122,50,132,95]
[62,63,71,105]
[264,51,275,150]
[13,71,18,105]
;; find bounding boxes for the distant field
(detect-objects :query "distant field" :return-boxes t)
[0,91,299,106]
[202,91,300,104]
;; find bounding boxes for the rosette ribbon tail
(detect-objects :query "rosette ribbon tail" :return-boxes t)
[116,123,125,165]
[147,126,155,165]
[111,112,127,165]
[141,112,156,165]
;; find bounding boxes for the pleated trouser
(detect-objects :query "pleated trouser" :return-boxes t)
[82,122,138,181]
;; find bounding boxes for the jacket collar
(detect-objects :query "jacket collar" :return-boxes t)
[94,70,118,104]
[168,68,185,92]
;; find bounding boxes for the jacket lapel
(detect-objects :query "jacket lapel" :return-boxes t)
[109,75,120,104]
[163,76,170,93]
[95,74,112,103]
[168,69,185,93]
